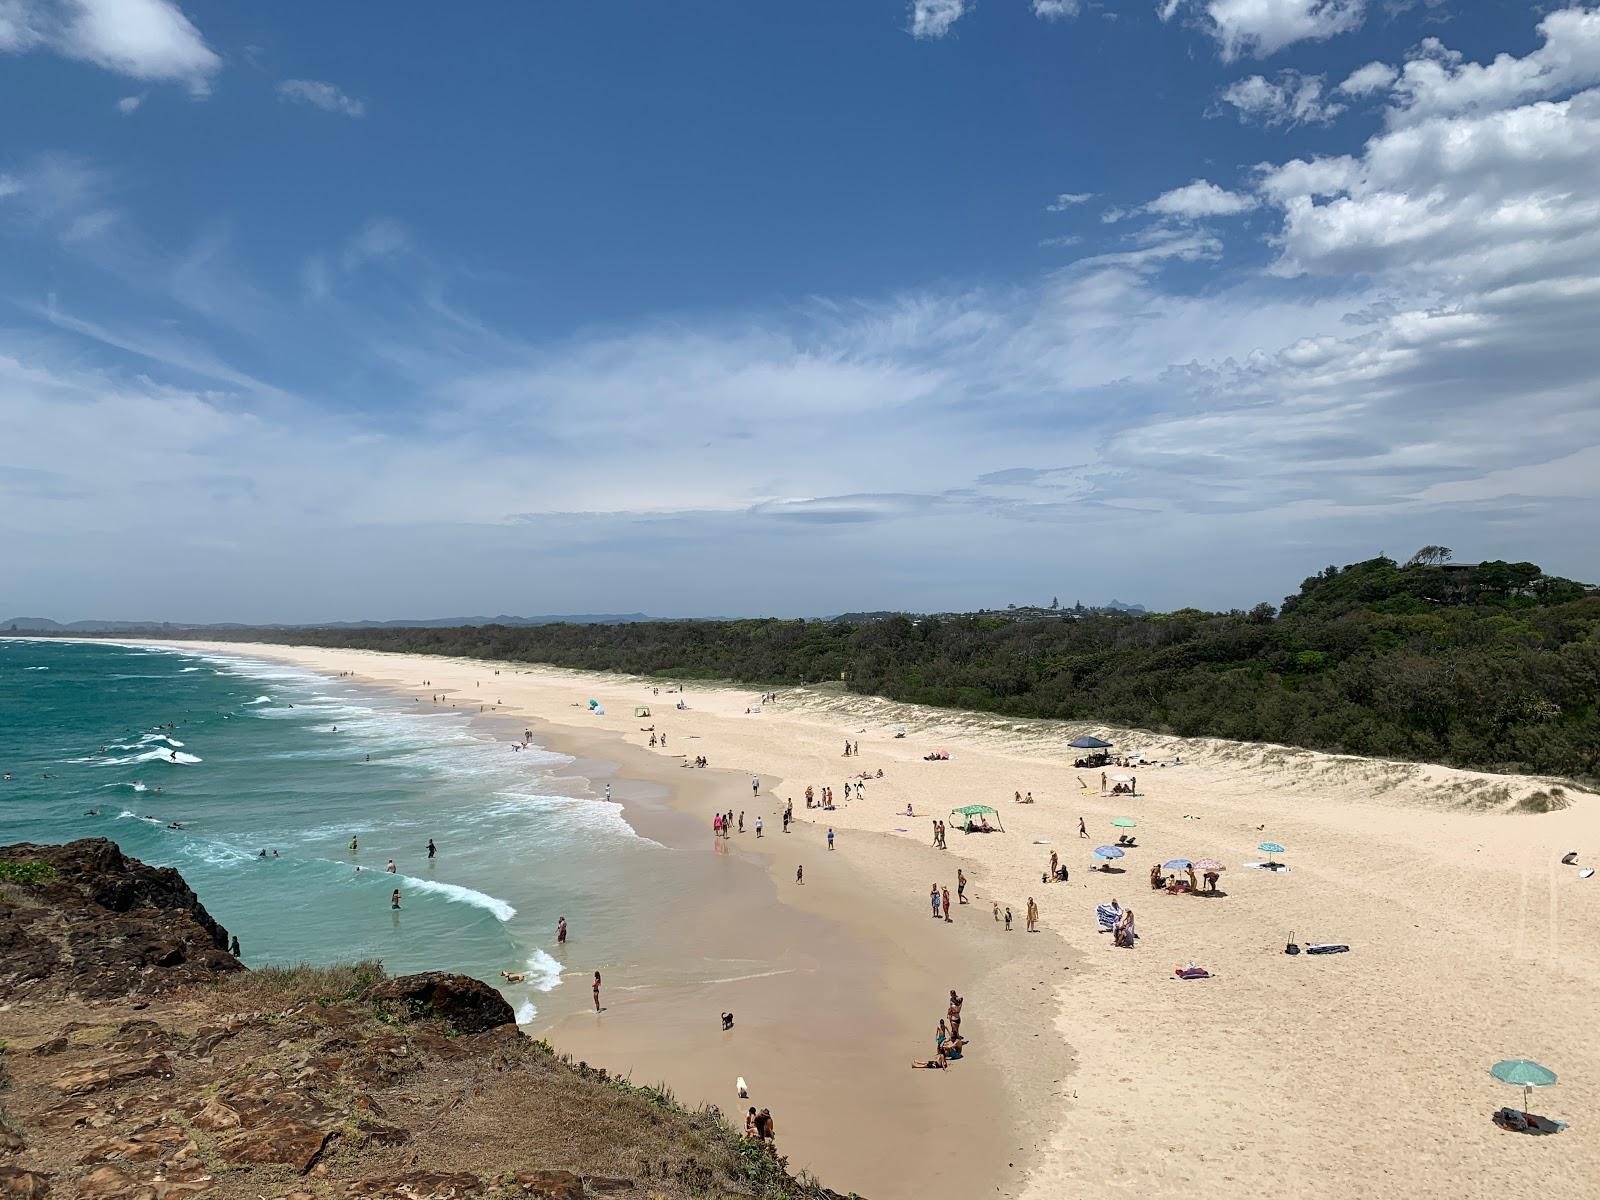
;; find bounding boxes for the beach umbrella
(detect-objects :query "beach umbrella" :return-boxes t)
[1257,841,1286,867]
[1163,859,1193,870]
[1111,773,1133,783]
[1093,845,1125,859]
[1491,1059,1557,1116]
[1111,818,1137,828]
[1194,857,1225,872]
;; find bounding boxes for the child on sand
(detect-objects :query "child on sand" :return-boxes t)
[1004,906,1012,931]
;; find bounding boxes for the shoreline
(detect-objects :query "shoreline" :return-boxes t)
[113,639,1600,1199]
[127,640,1042,1200]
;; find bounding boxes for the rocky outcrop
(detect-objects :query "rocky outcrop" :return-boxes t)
[0,842,861,1199]
[0,839,239,999]
[361,972,516,1034]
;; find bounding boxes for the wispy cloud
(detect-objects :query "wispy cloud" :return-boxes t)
[277,78,367,117]
[909,0,967,40]
[1046,191,1095,210]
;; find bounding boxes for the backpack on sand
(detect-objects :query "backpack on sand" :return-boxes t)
[1284,930,1301,955]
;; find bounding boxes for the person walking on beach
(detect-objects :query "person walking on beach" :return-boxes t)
[752,775,760,797]
[427,838,436,860]
[992,901,1000,922]
[1078,817,1088,839]
[796,865,804,885]
[391,889,401,910]
[1026,896,1039,932]
[1003,906,1012,931]
[931,821,940,848]
[957,868,968,904]
[930,884,941,919]
[755,815,763,837]
[941,887,952,923]
[557,916,567,945]
[714,812,723,837]
[1100,772,1107,793]
[739,811,745,833]
[593,971,602,1011]
[827,827,835,851]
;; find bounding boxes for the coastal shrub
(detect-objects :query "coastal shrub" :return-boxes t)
[0,861,57,885]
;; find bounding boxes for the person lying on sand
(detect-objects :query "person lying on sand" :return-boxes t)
[912,1052,949,1069]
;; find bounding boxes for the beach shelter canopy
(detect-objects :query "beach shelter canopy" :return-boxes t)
[634,705,651,717]
[1069,735,1113,749]
[1491,1059,1557,1115]
[950,804,1003,832]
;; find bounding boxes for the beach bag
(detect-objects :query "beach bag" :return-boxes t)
[1284,931,1300,955]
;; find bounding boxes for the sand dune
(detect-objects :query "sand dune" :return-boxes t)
[161,642,1600,1200]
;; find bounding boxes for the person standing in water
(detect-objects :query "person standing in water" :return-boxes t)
[1026,896,1039,932]
[427,838,436,860]
[385,859,396,874]
[349,836,358,852]
[557,916,567,945]
[592,971,602,1011]
[391,889,401,910]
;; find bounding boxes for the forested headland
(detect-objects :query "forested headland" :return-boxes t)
[16,555,1600,784]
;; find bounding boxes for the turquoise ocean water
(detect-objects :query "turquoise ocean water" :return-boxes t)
[0,638,674,1021]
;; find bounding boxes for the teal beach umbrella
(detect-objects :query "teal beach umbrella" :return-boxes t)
[1111,818,1137,828]
[1491,1059,1557,1115]
[1257,841,1286,867]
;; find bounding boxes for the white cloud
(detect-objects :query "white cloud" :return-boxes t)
[1046,191,1094,210]
[0,173,21,199]
[1221,70,1344,125]
[1339,61,1397,96]
[1145,178,1258,218]
[115,93,143,114]
[1386,8,1600,126]
[1167,0,1365,60]
[0,0,220,93]
[277,78,366,117]
[1032,0,1081,18]
[909,0,967,39]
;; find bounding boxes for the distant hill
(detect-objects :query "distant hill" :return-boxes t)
[3,614,651,633]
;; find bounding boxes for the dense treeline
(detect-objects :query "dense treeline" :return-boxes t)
[30,556,1600,783]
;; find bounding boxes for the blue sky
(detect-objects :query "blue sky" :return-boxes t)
[4,1,1599,621]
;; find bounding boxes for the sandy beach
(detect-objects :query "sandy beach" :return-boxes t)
[155,640,1600,1200]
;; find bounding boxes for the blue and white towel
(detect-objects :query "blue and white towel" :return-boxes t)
[1096,902,1122,932]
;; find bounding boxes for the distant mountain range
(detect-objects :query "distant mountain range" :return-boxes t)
[2,614,653,633]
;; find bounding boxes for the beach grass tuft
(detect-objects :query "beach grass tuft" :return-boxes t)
[214,959,386,1006]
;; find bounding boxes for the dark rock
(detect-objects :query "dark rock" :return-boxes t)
[30,1037,68,1058]
[52,1054,174,1096]
[214,1120,331,1173]
[0,1167,50,1200]
[361,973,514,1035]
[0,840,241,1000]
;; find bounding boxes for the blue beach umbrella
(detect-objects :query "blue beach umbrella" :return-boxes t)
[1257,841,1286,867]
[1163,859,1192,870]
[1491,1059,1557,1116]
[1093,845,1125,860]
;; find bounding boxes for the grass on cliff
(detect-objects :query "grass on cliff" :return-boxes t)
[214,959,386,1006]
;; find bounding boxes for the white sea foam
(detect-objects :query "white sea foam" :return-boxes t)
[524,948,563,991]
[179,666,201,673]
[101,748,202,766]
[24,665,48,670]
[514,1000,537,1025]
[100,781,150,793]
[397,874,516,921]
[246,696,272,705]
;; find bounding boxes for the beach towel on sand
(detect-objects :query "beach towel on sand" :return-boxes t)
[1174,966,1211,979]
[1096,903,1122,932]
[1306,944,1349,954]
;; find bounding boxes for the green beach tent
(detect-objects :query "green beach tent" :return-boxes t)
[950,804,1003,833]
